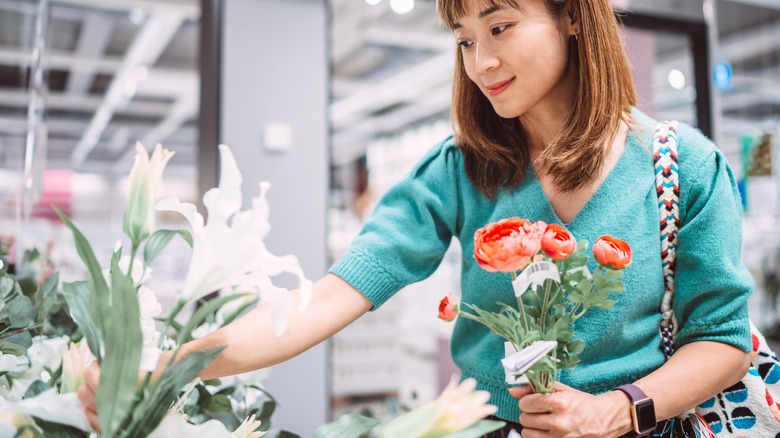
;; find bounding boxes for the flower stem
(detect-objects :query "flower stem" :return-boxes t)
[511,271,530,332]
[539,279,552,330]
[128,243,138,275]
[158,298,187,349]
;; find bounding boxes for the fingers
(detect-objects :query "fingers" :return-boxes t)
[77,363,101,433]
[507,384,533,399]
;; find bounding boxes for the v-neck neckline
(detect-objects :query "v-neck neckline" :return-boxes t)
[529,128,637,228]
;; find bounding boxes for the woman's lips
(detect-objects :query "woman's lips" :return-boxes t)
[486,78,514,96]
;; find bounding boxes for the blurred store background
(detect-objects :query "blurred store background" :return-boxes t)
[0,0,778,436]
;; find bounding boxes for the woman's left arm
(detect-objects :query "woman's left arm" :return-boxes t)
[511,340,750,438]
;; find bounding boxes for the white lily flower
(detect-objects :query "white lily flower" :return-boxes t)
[7,337,69,395]
[157,145,312,336]
[124,142,175,245]
[233,414,267,438]
[147,415,235,438]
[60,342,93,394]
[0,354,24,374]
[379,377,497,438]
[0,389,94,432]
[138,286,163,347]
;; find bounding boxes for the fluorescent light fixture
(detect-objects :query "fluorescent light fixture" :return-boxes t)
[390,0,414,14]
[667,69,686,90]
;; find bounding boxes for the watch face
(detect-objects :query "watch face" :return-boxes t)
[635,399,656,433]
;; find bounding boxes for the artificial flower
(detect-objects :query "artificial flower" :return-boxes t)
[379,377,497,437]
[473,218,544,273]
[233,414,267,438]
[157,145,312,336]
[438,294,458,322]
[138,286,162,347]
[0,389,93,432]
[60,342,92,394]
[124,142,175,245]
[592,236,632,269]
[147,415,235,438]
[541,223,576,260]
[6,336,68,396]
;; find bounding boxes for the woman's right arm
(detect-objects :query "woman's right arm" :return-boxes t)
[169,273,373,379]
[79,273,372,430]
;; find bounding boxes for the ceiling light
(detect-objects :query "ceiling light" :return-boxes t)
[129,8,146,25]
[667,69,686,90]
[365,0,382,5]
[390,0,414,14]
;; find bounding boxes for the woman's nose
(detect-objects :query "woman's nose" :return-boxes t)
[474,42,500,73]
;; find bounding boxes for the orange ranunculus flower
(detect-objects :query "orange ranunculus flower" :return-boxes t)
[473,218,543,273]
[592,236,632,269]
[438,294,459,321]
[541,223,576,260]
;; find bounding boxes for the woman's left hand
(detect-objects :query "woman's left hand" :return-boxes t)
[508,382,633,438]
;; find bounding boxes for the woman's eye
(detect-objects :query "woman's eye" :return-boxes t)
[458,40,473,49]
[491,24,508,36]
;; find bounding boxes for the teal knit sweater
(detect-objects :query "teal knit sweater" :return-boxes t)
[329,109,753,422]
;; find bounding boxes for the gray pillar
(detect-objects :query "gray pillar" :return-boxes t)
[221,0,329,435]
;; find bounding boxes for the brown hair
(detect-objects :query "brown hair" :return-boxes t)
[437,0,637,198]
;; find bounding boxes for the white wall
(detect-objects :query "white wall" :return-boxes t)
[222,0,329,435]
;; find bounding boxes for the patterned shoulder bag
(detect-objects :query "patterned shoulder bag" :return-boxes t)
[653,120,780,437]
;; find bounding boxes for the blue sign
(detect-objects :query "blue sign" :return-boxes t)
[713,62,733,91]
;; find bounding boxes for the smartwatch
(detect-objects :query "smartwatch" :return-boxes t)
[615,384,656,437]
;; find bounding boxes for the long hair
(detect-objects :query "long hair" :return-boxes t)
[437,0,637,198]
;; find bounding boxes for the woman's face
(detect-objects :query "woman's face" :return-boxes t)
[452,0,577,120]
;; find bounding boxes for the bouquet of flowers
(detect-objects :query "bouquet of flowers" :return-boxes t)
[439,218,632,394]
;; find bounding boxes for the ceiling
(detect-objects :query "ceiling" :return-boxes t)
[0,0,777,179]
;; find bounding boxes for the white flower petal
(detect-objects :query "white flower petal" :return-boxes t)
[148,415,234,438]
[0,389,94,432]
[203,145,243,225]
[156,197,204,234]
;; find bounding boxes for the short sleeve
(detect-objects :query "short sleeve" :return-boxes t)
[328,138,462,309]
[673,129,753,351]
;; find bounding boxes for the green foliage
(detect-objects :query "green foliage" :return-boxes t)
[312,413,380,438]
[97,251,144,438]
[143,229,193,268]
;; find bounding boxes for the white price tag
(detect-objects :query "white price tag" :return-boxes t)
[512,261,560,296]
[502,340,558,384]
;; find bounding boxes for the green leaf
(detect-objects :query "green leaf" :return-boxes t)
[0,340,27,355]
[3,331,32,348]
[177,293,252,344]
[38,272,60,302]
[202,378,221,386]
[256,400,276,431]
[31,418,89,438]
[0,276,14,297]
[429,419,506,438]
[120,346,226,438]
[97,256,144,438]
[53,206,110,359]
[0,293,33,328]
[24,380,51,398]
[61,282,102,362]
[312,413,380,438]
[143,229,193,268]
[207,394,233,412]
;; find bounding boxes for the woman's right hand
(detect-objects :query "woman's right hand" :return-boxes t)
[77,362,101,433]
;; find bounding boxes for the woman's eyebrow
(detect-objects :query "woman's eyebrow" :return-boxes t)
[452,5,503,29]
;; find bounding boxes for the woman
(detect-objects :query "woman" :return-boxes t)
[80,0,752,436]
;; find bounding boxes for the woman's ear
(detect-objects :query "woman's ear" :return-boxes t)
[566,0,581,37]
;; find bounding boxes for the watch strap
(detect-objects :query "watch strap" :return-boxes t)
[615,384,655,437]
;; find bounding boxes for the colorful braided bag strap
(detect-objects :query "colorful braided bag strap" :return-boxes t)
[653,121,680,361]
[651,121,780,437]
